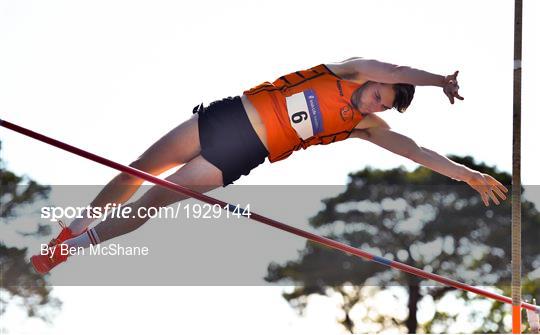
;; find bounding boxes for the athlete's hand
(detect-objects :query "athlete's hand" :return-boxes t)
[464,171,508,206]
[442,71,464,104]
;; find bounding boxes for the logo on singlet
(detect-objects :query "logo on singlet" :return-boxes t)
[340,105,353,121]
[285,89,324,140]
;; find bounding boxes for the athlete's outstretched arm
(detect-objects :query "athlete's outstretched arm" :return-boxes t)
[350,127,508,206]
[327,57,464,104]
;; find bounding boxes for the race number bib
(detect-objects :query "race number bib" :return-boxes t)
[285,89,324,140]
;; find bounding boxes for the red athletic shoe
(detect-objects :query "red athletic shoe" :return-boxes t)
[30,220,85,274]
[31,242,69,274]
[48,220,75,245]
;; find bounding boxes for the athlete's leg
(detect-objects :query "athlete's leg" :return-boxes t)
[89,155,223,242]
[69,114,202,234]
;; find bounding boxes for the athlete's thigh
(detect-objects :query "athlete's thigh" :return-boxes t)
[135,155,223,208]
[132,114,201,175]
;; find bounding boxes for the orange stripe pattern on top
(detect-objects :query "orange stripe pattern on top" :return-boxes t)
[244,64,365,163]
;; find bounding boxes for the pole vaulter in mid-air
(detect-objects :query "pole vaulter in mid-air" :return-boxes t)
[4,58,537,318]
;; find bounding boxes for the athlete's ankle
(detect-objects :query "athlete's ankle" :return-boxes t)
[64,228,101,249]
[68,216,96,236]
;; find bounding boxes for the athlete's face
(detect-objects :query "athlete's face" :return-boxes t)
[353,82,396,115]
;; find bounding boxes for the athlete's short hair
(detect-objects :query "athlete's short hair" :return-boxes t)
[393,84,415,113]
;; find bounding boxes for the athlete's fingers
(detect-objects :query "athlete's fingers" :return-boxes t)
[498,183,509,194]
[487,175,509,193]
[481,191,490,207]
[454,85,464,100]
[471,183,488,206]
[445,71,463,102]
[444,83,462,104]
[492,186,507,201]
[494,178,509,193]
[446,91,455,104]
[487,188,501,205]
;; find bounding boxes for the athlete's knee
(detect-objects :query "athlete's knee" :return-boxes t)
[130,158,152,172]
[115,159,150,183]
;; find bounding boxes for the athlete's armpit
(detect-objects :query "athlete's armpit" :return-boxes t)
[349,128,373,140]
[353,113,391,131]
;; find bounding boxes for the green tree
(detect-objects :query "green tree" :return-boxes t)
[266,156,540,333]
[0,141,62,325]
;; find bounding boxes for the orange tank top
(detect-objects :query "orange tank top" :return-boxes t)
[244,64,365,163]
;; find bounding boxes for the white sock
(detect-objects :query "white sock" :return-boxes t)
[64,228,101,249]
[68,216,96,235]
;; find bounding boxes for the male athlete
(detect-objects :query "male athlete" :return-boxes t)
[31,57,508,274]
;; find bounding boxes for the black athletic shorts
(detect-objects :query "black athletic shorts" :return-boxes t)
[192,96,269,186]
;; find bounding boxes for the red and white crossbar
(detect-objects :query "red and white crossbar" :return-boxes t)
[1,118,539,314]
